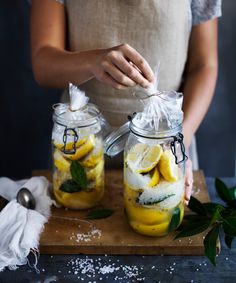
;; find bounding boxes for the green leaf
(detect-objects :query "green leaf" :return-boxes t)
[188,196,207,216]
[229,187,236,199]
[175,219,211,239]
[203,203,225,215]
[210,207,223,225]
[169,207,181,232]
[138,194,175,205]
[222,217,236,237]
[225,235,234,249]
[70,161,87,189]
[86,209,113,219]
[204,224,220,266]
[59,179,82,193]
[215,178,232,204]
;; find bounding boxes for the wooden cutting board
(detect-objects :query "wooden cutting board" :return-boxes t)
[30,169,218,255]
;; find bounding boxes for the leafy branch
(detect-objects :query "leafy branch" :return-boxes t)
[175,178,236,266]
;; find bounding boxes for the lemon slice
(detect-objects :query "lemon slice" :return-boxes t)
[148,167,160,187]
[127,143,163,173]
[80,139,103,168]
[64,134,95,161]
[124,194,168,225]
[130,220,170,237]
[86,159,104,181]
[54,137,87,151]
[53,149,71,172]
[158,150,179,182]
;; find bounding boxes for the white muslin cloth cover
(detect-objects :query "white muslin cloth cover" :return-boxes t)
[0,176,52,272]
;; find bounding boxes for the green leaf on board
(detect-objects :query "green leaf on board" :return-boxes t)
[204,224,220,266]
[225,235,234,249]
[70,161,87,189]
[215,178,232,204]
[175,219,211,239]
[86,209,113,219]
[168,207,181,232]
[188,196,207,216]
[59,179,82,193]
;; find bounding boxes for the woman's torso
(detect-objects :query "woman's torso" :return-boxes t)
[63,0,191,126]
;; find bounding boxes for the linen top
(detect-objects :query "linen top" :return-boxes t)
[54,0,221,126]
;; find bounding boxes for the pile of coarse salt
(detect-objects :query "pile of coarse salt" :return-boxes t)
[69,225,102,243]
[66,256,145,282]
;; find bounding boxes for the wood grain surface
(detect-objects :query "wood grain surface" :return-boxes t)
[29,170,218,255]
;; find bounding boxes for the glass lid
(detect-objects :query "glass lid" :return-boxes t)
[104,122,130,157]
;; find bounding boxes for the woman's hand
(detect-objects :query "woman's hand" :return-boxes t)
[184,158,193,205]
[90,43,154,90]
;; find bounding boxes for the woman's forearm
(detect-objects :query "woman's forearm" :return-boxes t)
[32,46,98,88]
[182,64,218,149]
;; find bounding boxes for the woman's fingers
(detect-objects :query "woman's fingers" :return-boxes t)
[121,43,154,83]
[184,159,193,205]
[91,44,154,89]
[98,71,127,90]
[110,54,150,88]
[102,60,137,87]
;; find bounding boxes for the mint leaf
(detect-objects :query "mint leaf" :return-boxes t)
[86,209,113,219]
[59,179,82,193]
[169,207,181,232]
[204,224,220,266]
[175,219,211,239]
[215,178,232,204]
[188,196,207,216]
[70,161,87,189]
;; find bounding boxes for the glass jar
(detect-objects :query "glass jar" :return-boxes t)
[105,92,187,236]
[52,103,108,210]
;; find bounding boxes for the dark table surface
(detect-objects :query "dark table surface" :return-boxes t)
[1,177,236,283]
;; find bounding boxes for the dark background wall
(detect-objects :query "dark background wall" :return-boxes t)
[0,1,235,178]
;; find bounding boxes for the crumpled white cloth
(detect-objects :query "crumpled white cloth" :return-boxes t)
[0,176,53,272]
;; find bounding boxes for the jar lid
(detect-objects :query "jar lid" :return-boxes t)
[52,103,101,128]
[104,122,130,157]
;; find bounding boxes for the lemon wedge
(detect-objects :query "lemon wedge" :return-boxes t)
[148,167,160,187]
[158,150,179,182]
[53,149,70,172]
[64,134,95,161]
[127,143,163,173]
[54,137,87,151]
[80,139,103,168]
[86,158,104,181]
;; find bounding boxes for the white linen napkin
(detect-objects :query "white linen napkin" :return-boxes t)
[0,176,52,272]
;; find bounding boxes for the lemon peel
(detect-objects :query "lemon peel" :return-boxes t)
[148,167,160,187]
[53,149,71,172]
[64,134,95,161]
[127,143,163,173]
[158,150,179,182]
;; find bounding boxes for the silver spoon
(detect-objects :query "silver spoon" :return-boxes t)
[16,188,36,210]
[16,188,94,226]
